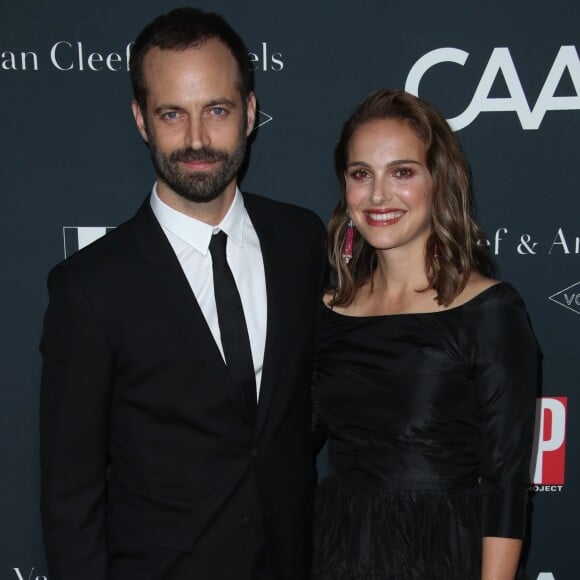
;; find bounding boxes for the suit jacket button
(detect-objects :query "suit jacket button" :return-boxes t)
[241,516,252,527]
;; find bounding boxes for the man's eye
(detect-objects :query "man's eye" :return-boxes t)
[162,111,180,121]
[210,107,227,117]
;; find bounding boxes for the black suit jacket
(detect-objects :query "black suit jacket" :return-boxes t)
[40,193,326,580]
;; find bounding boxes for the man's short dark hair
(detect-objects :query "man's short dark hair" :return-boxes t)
[130,7,254,110]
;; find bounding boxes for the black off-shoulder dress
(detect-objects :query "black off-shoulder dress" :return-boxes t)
[312,283,539,580]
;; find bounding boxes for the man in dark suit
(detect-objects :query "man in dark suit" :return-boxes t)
[40,8,326,580]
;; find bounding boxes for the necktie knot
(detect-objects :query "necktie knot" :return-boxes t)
[209,231,228,264]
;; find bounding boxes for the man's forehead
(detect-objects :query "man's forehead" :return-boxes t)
[143,38,237,70]
[138,38,246,107]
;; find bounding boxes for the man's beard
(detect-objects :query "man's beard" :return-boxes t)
[148,128,247,204]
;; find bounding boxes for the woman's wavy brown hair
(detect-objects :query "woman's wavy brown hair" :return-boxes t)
[329,89,495,307]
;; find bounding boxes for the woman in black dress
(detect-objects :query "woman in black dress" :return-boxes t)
[313,90,539,580]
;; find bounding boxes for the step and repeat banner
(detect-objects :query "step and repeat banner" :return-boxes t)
[1,0,578,578]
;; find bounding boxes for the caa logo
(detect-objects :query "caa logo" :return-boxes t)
[531,397,568,489]
[63,226,114,258]
[405,46,580,130]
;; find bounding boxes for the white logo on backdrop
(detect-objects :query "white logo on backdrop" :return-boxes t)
[50,41,133,71]
[549,281,580,315]
[2,42,284,73]
[12,568,47,580]
[63,226,113,258]
[248,42,284,71]
[481,227,580,256]
[257,110,273,128]
[406,46,580,130]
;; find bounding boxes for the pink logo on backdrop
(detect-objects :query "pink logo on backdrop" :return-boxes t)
[531,397,568,486]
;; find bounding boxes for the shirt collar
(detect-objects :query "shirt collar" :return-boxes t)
[150,183,246,255]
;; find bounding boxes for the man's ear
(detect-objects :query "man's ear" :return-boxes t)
[246,92,257,136]
[131,100,149,143]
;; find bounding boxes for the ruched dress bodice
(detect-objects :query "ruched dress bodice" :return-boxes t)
[312,283,539,580]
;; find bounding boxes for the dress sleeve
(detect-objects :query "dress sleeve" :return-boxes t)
[472,284,540,538]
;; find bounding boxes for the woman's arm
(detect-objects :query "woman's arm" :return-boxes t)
[473,284,540,578]
[482,537,522,580]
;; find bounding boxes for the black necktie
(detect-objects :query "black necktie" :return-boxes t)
[209,231,257,423]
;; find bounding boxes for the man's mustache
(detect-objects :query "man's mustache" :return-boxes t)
[169,147,228,164]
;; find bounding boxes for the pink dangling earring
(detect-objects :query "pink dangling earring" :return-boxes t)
[342,219,355,264]
[433,240,439,259]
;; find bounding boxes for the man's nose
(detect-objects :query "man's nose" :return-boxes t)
[185,117,208,149]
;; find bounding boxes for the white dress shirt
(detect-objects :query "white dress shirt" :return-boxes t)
[150,185,267,397]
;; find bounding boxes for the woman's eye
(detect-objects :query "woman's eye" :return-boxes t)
[350,169,371,180]
[393,166,413,178]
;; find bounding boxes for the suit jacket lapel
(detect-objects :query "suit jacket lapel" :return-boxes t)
[245,196,287,438]
[128,201,252,422]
